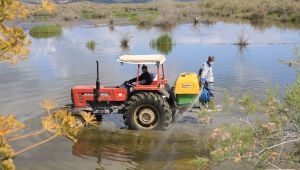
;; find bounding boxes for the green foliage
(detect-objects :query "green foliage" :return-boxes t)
[199,0,300,23]
[113,9,158,25]
[150,34,174,55]
[29,25,62,39]
[86,40,96,51]
[113,11,137,18]
[199,75,300,169]
[81,10,110,19]
[30,9,55,19]
[290,142,300,165]
[199,52,300,169]
[284,77,300,128]
[231,126,255,152]
[262,86,281,114]
[192,157,211,169]
[261,86,287,128]
[197,109,212,124]
[211,125,256,162]
[113,11,138,23]
[239,94,258,114]
[222,90,234,112]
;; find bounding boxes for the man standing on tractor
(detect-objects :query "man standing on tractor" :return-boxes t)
[127,65,152,85]
[199,56,215,98]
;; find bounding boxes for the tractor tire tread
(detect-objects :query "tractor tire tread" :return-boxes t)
[123,92,172,130]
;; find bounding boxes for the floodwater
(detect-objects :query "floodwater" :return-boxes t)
[1,21,300,169]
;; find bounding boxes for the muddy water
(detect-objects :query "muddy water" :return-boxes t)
[1,21,299,169]
[73,124,213,170]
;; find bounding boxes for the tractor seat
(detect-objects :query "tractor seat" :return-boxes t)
[150,73,160,87]
[150,73,158,81]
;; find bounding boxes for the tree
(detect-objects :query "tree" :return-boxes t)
[0,100,97,170]
[0,0,30,64]
[0,0,56,64]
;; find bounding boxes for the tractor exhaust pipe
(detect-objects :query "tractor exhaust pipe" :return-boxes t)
[94,60,100,102]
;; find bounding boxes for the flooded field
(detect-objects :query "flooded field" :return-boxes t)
[1,21,300,169]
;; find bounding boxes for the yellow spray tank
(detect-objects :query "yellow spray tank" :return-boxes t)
[174,72,201,106]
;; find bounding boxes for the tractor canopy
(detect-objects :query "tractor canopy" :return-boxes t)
[117,55,166,65]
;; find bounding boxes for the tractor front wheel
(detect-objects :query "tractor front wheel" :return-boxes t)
[123,92,172,130]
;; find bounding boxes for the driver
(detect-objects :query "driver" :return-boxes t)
[127,65,152,85]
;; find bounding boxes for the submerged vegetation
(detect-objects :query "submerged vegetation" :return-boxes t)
[29,25,62,38]
[86,40,96,51]
[120,33,131,52]
[235,30,249,45]
[234,29,249,52]
[150,34,174,55]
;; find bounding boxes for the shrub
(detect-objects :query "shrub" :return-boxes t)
[120,33,131,52]
[150,34,174,55]
[192,157,211,169]
[86,40,96,51]
[239,94,258,114]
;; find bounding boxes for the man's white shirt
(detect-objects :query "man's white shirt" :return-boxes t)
[201,62,214,83]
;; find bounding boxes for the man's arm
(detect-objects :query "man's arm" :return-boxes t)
[128,73,144,83]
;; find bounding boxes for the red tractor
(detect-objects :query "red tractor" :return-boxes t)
[67,55,205,130]
[68,55,174,130]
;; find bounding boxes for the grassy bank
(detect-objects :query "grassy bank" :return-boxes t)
[24,1,300,27]
[29,25,62,38]
[200,0,300,23]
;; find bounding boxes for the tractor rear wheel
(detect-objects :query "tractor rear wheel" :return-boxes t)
[123,92,172,130]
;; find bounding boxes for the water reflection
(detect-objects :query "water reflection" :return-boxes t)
[73,124,213,169]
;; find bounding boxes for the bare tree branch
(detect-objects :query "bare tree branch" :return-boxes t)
[242,137,300,159]
[267,161,282,169]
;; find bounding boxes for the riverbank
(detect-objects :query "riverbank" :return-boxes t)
[22,0,300,28]
[200,0,300,23]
